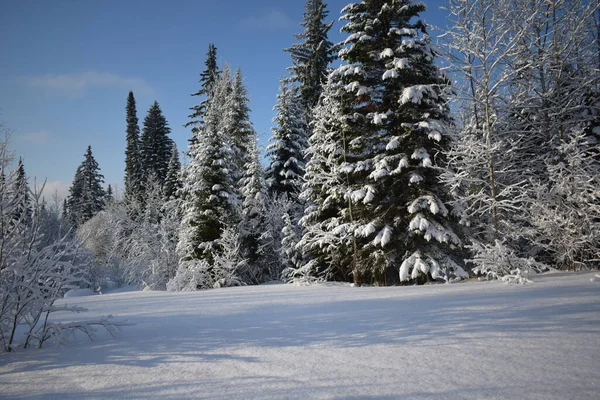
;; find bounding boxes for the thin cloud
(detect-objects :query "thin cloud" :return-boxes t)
[240,9,296,31]
[40,180,71,203]
[18,131,52,144]
[25,71,153,97]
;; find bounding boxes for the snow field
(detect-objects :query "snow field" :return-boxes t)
[1,272,599,399]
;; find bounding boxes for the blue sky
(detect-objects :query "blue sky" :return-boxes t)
[0,0,448,201]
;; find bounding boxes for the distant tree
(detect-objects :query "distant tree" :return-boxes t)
[106,184,114,203]
[140,101,173,186]
[66,146,106,227]
[61,198,69,222]
[163,143,182,202]
[123,91,143,217]
[11,158,31,227]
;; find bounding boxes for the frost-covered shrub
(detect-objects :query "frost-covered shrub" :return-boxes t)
[283,263,325,286]
[467,241,549,284]
[211,228,247,288]
[168,229,247,291]
[79,188,180,291]
[166,260,210,291]
[530,129,600,271]
[1,137,123,351]
[254,193,294,282]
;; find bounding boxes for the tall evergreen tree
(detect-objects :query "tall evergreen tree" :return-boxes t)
[296,78,354,282]
[178,68,238,264]
[67,146,106,227]
[239,135,268,283]
[286,0,336,110]
[124,91,143,214]
[324,0,464,284]
[140,101,173,186]
[224,68,256,190]
[185,44,220,135]
[266,80,308,199]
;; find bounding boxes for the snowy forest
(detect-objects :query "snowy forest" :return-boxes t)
[2,0,599,352]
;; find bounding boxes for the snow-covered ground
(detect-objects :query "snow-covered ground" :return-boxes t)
[1,272,599,399]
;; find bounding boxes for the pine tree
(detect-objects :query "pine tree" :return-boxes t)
[163,143,182,202]
[266,80,308,199]
[328,0,464,284]
[140,101,173,186]
[185,44,220,135]
[67,146,106,227]
[286,0,336,110]
[124,91,143,215]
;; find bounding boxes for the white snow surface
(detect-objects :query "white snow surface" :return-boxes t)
[1,272,599,399]
[63,288,97,298]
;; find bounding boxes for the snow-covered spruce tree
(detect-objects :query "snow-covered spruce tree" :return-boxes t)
[66,146,106,227]
[163,143,182,202]
[295,77,355,282]
[185,44,220,136]
[266,80,308,199]
[332,0,465,285]
[239,136,268,283]
[124,91,143,219]
[140,101,173,186]
[177,66,239,273]
[286,0,337,111]
[224,68,256,191]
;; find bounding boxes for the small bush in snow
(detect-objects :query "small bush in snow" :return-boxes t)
[166,260,210,291]
[467,241,549,284]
